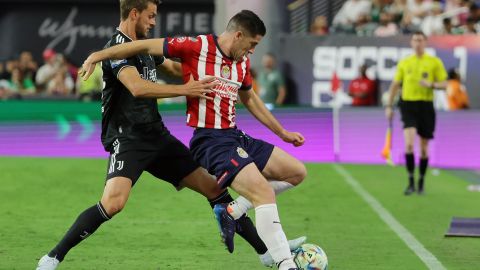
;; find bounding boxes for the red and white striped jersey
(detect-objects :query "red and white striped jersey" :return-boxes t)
[163,34,252,129]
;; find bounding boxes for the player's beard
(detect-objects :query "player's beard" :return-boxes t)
[136,25,151,40]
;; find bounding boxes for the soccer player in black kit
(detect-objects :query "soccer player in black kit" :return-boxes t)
[36,1,303,269]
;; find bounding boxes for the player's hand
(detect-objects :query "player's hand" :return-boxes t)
[419,80,432,88]
[183,75,218,100]
[385,106,394,121]
[79,54,98,81]
[279,130,305,147]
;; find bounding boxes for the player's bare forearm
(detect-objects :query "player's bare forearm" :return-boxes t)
[387,81,400,107]
[158,59,183,78]
[239,90,285,136]
[93,39,165,62]
[118,67,214,99]
[433,80,447,90]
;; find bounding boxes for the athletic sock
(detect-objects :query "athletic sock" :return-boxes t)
[255,204,291,263]
[48,202,110,261]
[419,157,429,189]
[405,153,415,186]
[208,190,267,254]
[228,181,294,219]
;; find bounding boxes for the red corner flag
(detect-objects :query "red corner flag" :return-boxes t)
[331,72,341,93]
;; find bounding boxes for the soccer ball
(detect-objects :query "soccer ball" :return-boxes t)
[292,243,328,270]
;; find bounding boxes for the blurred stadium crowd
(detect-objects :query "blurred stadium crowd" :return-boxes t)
[0,0,475,109]
[0,49,102,101]
[312,0,480,36]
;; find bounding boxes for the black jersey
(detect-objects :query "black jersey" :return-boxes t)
[101,29,167,151]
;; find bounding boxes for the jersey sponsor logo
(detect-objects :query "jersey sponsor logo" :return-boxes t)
[140,67,157,82]
[236,147,248,158]
[221,64,231,79]
[212,76,241,99]
[111,59,127,69]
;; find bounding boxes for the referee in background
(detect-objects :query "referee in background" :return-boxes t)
[385,31,447,195]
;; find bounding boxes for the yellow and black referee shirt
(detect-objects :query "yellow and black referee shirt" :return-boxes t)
[394,53,447,102]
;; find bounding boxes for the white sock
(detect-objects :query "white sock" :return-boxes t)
[227,181,294,220]
[254,204,292,264]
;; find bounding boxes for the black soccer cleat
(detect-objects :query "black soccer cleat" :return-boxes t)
[213,203,236,253]
[404,185,415,195]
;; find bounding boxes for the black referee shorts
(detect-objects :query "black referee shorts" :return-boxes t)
[105,134,199,187]
[399,100,436,139]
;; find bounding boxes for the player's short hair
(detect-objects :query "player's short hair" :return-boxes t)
[412,31,427,39]
[119,0,161,21]
[226,10,266,37]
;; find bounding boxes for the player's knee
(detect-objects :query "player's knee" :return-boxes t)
[102,196,127,216]
[292,163,307,186]
[405,144,414,153]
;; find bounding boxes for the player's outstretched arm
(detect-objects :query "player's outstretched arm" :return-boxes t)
[119,67,214,99]
[79,39,165,80]
[158,59,183,78]
[239,89,305,147]
[385,81,400,121]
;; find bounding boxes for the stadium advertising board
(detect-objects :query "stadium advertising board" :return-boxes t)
[0,1,213,65]
[279,35,480,109]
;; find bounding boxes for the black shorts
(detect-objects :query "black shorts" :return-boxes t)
[399,100,436,139]
[105,134,199,187]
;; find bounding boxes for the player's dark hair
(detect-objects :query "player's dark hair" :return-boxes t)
[119,0,160,21]
[226,10,266,37]
[412,31,427,39]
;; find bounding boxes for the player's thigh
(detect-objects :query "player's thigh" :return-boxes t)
[400,101,417,129]
[180,167,224,200]
[101,176,132,215]
[417,102,436,140]
[105,147,152,185]
[230,163,275,206]
[146,135,199,189]
[262,146,306,184]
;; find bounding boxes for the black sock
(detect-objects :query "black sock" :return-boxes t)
[236,214,268,254]
[405,153,415,186]
[48,202,110,261]
[207,190,268,255]
[419,157,429,189]
[208,190,233,208]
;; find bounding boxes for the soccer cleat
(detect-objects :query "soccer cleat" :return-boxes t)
[36,254,59,270]
[213,203,236,253]
[404,185,415,195]
[259,236,307,267]
[417,187,425,195]
[288,236,307,251]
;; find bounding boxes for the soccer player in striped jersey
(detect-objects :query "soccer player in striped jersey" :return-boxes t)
[81,10,307,270]
[36,2,303,270]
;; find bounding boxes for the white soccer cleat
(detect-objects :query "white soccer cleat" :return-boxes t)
[259,236,307,267]
[288,236,307,251]
[36,254,59,270]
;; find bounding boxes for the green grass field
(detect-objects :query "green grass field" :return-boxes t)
[1,157,479,270]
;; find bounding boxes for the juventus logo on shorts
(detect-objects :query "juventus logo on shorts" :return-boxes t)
[116,161,124,171]
[108,139,124,174]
